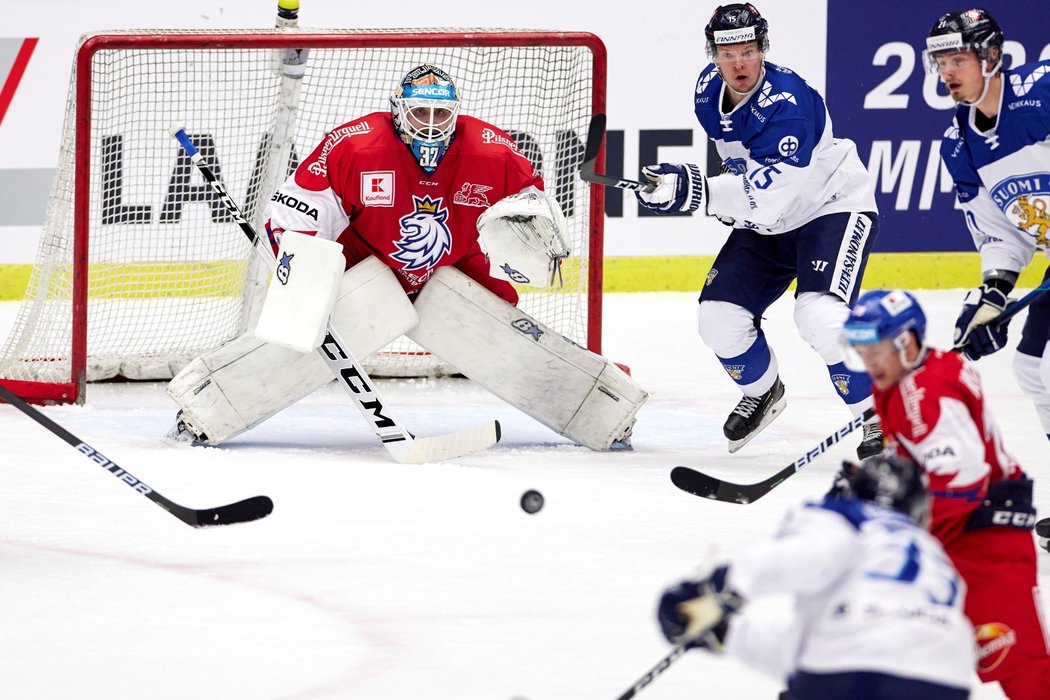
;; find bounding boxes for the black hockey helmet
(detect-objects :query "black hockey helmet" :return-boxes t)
[845,454,930,526]
[704,3,770,57]
[925,8,1004,72]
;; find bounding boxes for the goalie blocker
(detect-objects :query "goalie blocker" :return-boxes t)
[408,266,647,450]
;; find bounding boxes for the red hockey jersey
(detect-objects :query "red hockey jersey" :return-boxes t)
[874,349,1024,545]
[263,112,543,303]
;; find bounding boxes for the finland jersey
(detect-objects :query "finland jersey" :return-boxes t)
[694,61,877,234]
[941,60,1050,274]
[724,499,974,690]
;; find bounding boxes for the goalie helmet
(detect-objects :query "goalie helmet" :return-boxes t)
[390,64,461,174]
[844,454,930,527]
[704,3,770,58]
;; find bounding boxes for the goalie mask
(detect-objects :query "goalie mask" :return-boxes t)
[925,8,1004,106]
[390,64,461,174]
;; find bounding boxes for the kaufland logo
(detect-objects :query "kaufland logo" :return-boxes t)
[926,33,964,52]
[362,171,395,207]
[714,27,756,44]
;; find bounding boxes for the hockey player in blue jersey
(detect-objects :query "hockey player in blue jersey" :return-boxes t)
[657,454,974,699]
[636,3,883,459]
[926,8,1050,444]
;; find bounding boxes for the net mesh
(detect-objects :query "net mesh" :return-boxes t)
[0,28,599,396]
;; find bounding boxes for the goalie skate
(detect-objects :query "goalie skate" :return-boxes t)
[164,411,209,446]
[723,377,786,453]
[1037,518,1050,553]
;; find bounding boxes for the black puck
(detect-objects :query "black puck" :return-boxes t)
[520,489,544,514]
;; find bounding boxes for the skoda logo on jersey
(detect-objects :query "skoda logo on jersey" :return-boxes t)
[392,195,453,271]
[989,175,1050,245]
[778,135,799,158]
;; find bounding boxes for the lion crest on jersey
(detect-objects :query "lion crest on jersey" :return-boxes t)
[991,175,1050,245]
[392,195,453,271]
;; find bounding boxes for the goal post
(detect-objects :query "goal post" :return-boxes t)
[0,28,607,403]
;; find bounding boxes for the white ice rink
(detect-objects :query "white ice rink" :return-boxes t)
[0,291,1045,699]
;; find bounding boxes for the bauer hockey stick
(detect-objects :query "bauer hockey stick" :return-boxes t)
[579,113,655,192]
[671,407,876,504]
[169,125,500,464]
[0,383,273,527]
[613,645,688,700]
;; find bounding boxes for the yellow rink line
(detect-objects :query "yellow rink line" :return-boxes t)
[0,253,1046,300]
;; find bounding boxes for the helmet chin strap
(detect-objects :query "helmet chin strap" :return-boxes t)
[958,57,1002,107]
[894,332,927,372]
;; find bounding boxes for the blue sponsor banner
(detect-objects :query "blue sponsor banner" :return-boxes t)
[826,2,1048,252]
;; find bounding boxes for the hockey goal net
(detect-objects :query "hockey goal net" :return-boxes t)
[0,28,607,404]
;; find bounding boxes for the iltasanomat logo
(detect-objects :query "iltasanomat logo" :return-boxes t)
[925,33,964,52]
[714,27,756,44]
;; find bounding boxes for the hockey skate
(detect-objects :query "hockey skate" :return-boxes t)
[724,377,786,453]
[1037,518,1050,553]
[164,411,209,446]
[856,419,885,461]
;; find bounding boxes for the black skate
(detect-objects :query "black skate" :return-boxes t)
[163,410,209,446]
[856,419,885,461]
[724,377,786,453]
[1037,518,1050,553]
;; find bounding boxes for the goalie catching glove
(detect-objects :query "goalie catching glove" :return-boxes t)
[657,564,744,652]
[476,189,570,286]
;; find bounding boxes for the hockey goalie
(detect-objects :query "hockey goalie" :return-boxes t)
[165,64,647,451]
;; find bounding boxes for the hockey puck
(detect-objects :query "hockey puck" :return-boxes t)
[520,489,544,514]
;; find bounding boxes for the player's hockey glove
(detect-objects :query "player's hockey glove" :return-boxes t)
[636,163,707,214]
[657,565,743,652]
[953,285,1009,361]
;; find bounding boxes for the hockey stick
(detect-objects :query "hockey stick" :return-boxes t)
[0,383,273,527]
[671,407,876,504]
[579,113,654,192]
[614,645,688,700]
[169,125,500,464]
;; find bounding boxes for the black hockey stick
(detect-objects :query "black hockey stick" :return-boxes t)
[579,113,654,192]
[0,383,273,527]
[671,407,876,504]
[613,645,688,700]
[170,124,500,464]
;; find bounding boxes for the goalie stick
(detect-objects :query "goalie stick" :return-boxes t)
[579,113,654,192]
[0,383,273,527]
[614,645,688,700]
[170,124,500,464]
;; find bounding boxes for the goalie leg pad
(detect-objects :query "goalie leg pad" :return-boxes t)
[167,256,418,444]
[407,266,648,450]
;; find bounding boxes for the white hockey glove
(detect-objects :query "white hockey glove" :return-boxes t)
[477,190,570,287]
[636,163,707,214]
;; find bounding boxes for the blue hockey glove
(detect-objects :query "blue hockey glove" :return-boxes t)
[636,163,707,214]
[656,565,743,652]
[953,285,1009,361]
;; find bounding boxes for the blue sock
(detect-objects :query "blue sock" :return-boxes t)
[718,331,774,390]
[827,361,872,409]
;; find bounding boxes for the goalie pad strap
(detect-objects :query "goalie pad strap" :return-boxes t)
[167,256,418,444]
[407,266,648,450]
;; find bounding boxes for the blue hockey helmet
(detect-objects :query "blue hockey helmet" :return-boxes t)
[845,453,930,526]
[843,289,927,348]
[704,3,770,58]
[390,64,461,173]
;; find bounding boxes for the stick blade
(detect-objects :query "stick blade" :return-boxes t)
[403,420,501,464]
[186,495,275,527]
[582,112,606,167]
[670,466,776,505]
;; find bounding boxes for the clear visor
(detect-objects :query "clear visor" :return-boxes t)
[397,97,460,143]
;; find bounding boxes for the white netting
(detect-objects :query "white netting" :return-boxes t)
[0,28,600,400]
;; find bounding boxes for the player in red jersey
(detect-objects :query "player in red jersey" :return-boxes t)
[165,64,647,451]
[843,289,1050,699]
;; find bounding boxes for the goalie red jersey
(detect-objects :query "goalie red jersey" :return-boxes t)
[874,349,1022,545]
[263,112,542,304]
